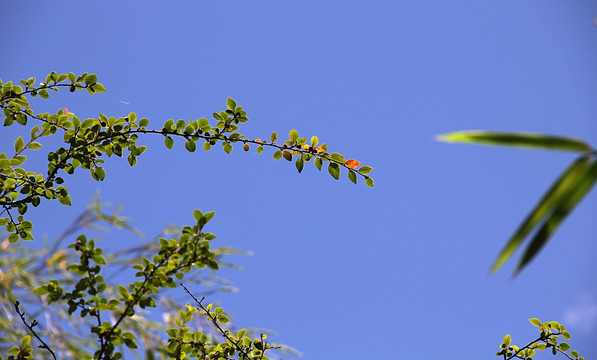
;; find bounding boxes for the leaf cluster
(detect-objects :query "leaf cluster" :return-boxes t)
[0,72,373,245]
[497,319,582,360]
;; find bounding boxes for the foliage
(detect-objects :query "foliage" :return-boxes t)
[437,131,597,274]
[0,72,374,243]
[0,72,584,359]
[498,319,583,360]
[0,72,375,359]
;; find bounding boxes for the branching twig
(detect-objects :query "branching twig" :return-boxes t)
[181,283,252,359]
[14,301,57,360]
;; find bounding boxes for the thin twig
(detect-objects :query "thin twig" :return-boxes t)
[14,301,58,360]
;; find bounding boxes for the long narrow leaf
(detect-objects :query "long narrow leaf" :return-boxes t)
[437,131,592,153]
[490,156,592,273]
[515,157,597,274]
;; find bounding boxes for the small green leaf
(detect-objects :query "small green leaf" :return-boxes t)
[185,140,196,152]
[329,152,345,163]
[328,163,340,180]
[164,136,174,149]
[273,150,282,160]
[358,166,373,175]
[92,83,107,93]
[311,135,319,147]
[203,142,211,151]
[28,141,42,150]
[14,136,24,152]
[559,342,570,351]
[139,118,149,127]
[282,151,292,161]
[348,170,357,184]
[256,145,264,154]
[314,157,323,171]
[437,131,592,153]
[226,97,237,111]
[529,318,542,327]
[365,176,374,187]
[270,131,277,142]
[224,142,232,154]
[502,334,511,347]
[295,158,304,173]
[289,129,299,142]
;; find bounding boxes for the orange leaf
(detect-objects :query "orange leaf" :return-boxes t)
[254,139,261,143]
[302,144,310,150]
[315,147,325,154]
[64,108,69,115]
[344,159,361,169]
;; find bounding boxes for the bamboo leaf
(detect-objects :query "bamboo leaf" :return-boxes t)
[514,157,597,274]
[437,131,592,153]
[491,156,593,273]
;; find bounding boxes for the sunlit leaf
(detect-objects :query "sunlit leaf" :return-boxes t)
[490,156,593,273]
[328,163,340,179]
[295,158,304,173]
[437,131,592,153]
[514,157,597,274]
[348,170,357,184]
[345,159,360,169]
[289,129,298,142]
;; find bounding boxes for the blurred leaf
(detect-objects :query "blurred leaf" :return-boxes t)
[514,157,597,274]
[437,131,592,153]
[491,156,593,273]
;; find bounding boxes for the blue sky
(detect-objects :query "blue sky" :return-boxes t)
[2,1,597,359]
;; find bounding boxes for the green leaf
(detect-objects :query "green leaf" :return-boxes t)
[59,194,72,206]
[226,97,237,111]
[529,318,542,327]
[256,145,264,154]
[282,151,292,161]
[502,334,511,347]
[514,157,597,274]
[491,156,593,273]
[559,342,571,351]
[314,157,323,171]
[164,136,174,149]
[92,83,107,93]
[203,142,211,151]
[358,166,373,175]
[14,136,24,152]
[295,158,304,173]
[28,142,42,150]
[365,176,374,187]
[273,150,282,160]
[289,129,299,142]
[329,152,345,163]
[437,131,592,153]
[139,118,149,127]
[348,170,357,184]
[185,140,196,152]
[328,163,340,180]
[311,136,319,147]
[224,142,233,154]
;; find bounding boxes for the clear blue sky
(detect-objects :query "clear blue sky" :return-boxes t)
[2,1,597,359]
